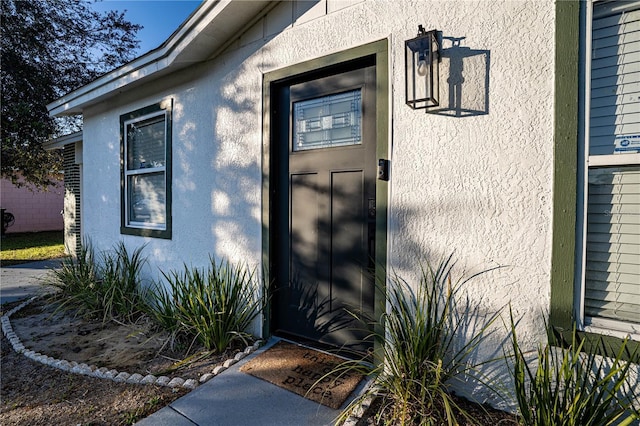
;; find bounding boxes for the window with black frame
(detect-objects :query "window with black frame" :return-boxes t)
[120,101,172,239]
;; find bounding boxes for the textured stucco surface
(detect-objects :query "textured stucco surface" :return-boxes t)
[80,0,556,405]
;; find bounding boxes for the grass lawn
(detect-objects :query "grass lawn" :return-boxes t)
[0,231,66,266]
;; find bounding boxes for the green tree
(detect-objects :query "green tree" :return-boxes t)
[1,0,142,187]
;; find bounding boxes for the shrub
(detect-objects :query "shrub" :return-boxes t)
[507,308,639,426]
[46,240,149,323]
[148,257,262,353]
[337,255,503,425]
[46,238,100,315]
[97,241,149,323]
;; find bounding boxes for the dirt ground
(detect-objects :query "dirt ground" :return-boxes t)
[1,298,518,426]
[0,299,243,425]
[0,337,188,425]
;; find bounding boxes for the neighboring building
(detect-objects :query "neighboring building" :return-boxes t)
[47,0,639,407]
[45,132,82,257]
[0,176,63,234]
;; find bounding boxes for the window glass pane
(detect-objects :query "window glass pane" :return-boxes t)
[585,166,640,325]
[128,172,166,225]
[293,90,361,151]
[588,6,640,156]
[127,115,166,170]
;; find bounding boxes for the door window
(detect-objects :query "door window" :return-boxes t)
[293,89,362,151]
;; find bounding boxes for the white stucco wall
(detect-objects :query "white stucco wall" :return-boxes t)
[81,0,555,407]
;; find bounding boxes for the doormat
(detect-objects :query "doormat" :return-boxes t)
[239,341,363,409]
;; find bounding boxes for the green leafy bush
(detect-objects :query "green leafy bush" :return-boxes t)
[338,255,502,425]
[147,257,262,353]
[507,308,639,426]
[46,240,148,323]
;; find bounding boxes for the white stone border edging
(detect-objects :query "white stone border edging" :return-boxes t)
[1,296,263,390]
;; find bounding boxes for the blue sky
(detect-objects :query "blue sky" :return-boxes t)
[91,0,203,55]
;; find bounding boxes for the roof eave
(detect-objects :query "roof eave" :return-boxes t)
[47,0,276,117]
[44,131,83,150]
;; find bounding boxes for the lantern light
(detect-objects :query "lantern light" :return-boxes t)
[405,26,440,109]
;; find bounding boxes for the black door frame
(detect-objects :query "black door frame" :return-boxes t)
[262,39,389,355]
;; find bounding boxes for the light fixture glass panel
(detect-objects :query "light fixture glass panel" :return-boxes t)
[405,28,440,109]
[293,90,362,151]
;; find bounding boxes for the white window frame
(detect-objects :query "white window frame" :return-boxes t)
[577,0,640,340]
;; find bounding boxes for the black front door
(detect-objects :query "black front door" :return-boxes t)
[272,63,377,354]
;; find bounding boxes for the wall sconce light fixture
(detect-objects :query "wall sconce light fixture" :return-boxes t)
[405,25,440,109]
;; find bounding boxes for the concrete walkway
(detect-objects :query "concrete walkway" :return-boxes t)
[0,259,62,304]
[135,337,363,426]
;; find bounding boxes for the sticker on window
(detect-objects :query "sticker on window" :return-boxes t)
[614,134,640,154]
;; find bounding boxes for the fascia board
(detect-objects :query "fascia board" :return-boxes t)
[44,131,83,150]
[47,0,274,117]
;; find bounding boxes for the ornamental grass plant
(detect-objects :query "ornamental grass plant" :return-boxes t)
[147,257,262,353]
[46,239,99,314]
[46,240,149,323]
[507,308,639,426]
[336,255,504,426]
[95,241,149,323]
